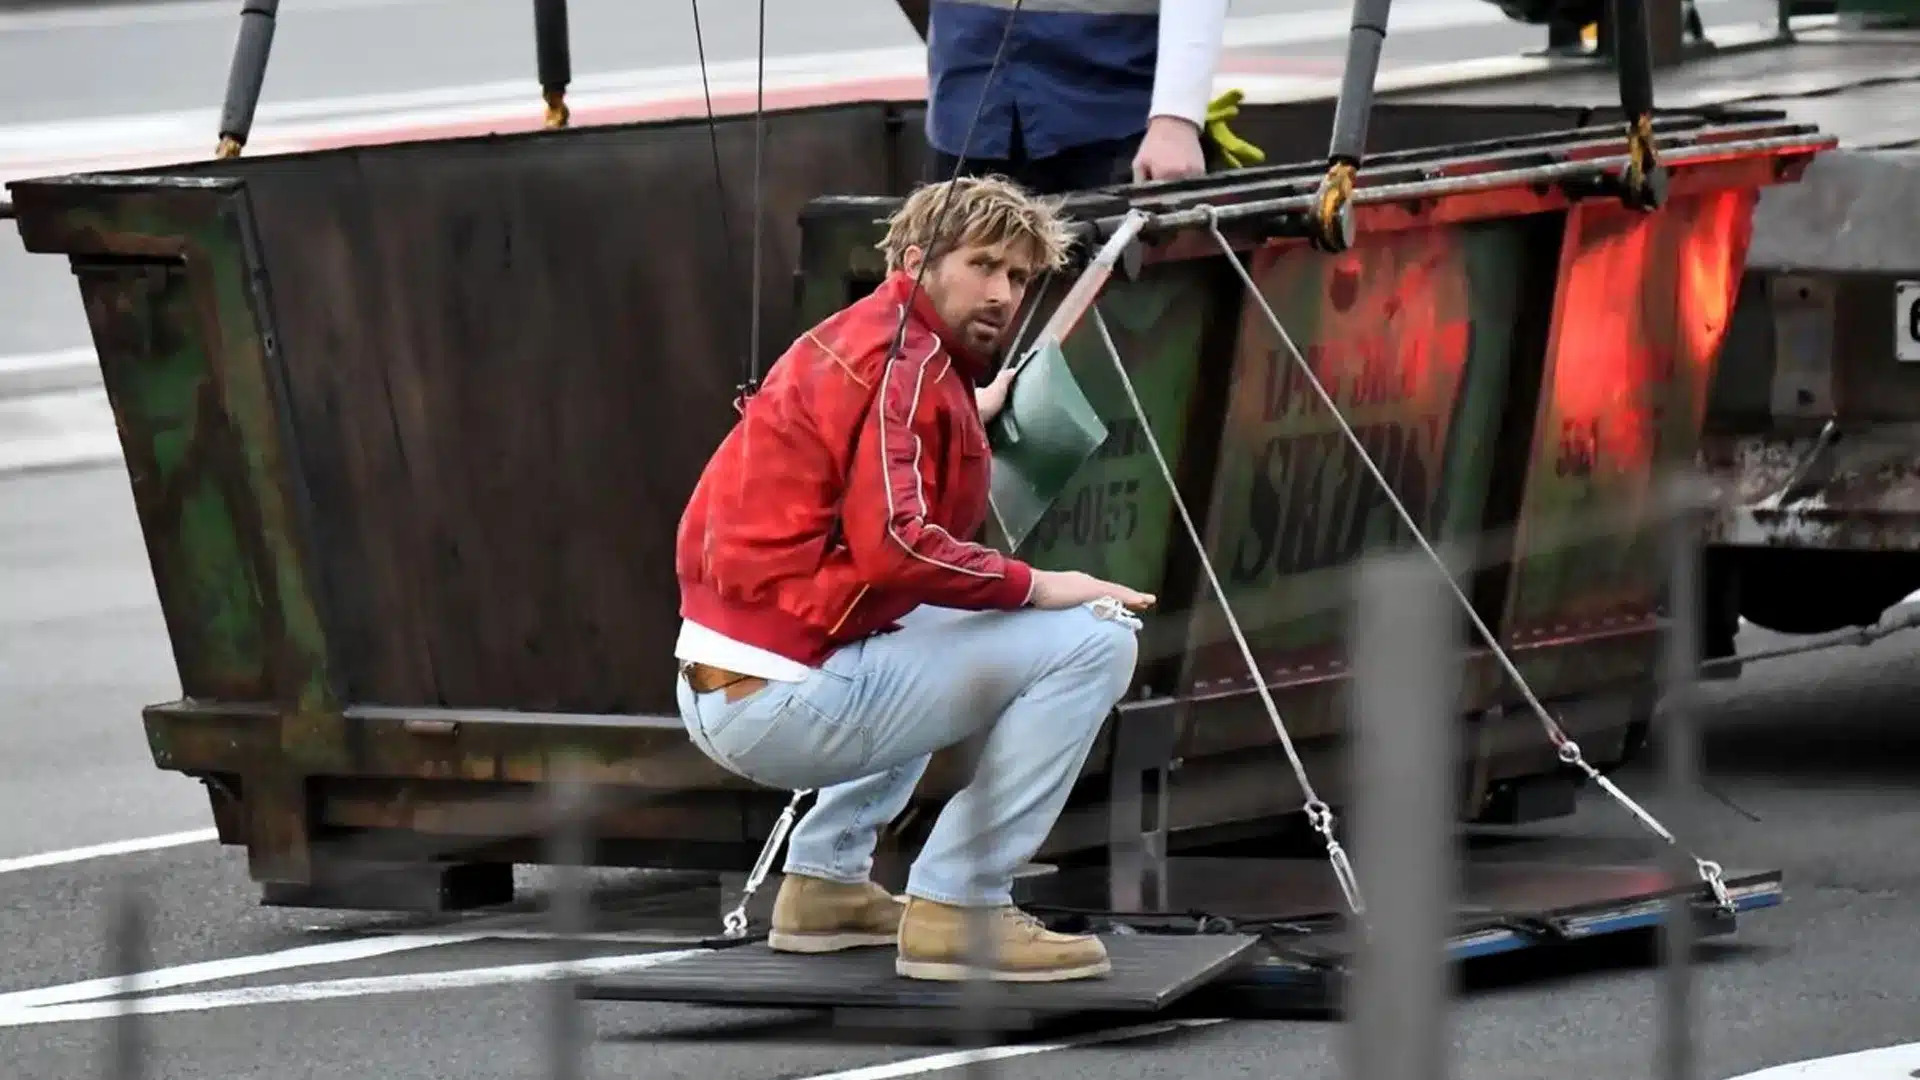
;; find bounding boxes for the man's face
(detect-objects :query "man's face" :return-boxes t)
[904,239,1038,357]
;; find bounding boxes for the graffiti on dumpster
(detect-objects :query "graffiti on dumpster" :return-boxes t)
[1552,404,1669,480]
[1028,417,1150,555]
[1547,272,1682,482]
[1231,420,1437,583]
[1227,321,1470,587]
[1175,223,1541,690]
[1506,191,1753,639]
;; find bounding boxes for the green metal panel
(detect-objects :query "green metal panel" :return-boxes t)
[1181,220,1533,694]
[73,262,273,702]
[794,198,895,332]
[1501,191,1756,692]
[24,181,340,729]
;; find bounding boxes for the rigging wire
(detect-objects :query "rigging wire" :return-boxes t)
[749,0,768,394]
[884,0,1028,364]
[686,0,750,399]
[691,0,1025,395]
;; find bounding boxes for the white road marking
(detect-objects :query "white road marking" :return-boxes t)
[0,933,479,1012]
[795,1018,1228,1079]
[0,0,1786,177]
[0,348,101,405]
[0,0,412,34]
[0,386,123,475]
[0,346,93,380]
[1724,1042,1920,1078]
[0,828,218,876]
[0,946,708,1027]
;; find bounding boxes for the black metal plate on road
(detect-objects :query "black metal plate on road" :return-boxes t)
[1274,864,1782,967]
[1020,842,1779,929]
[580,932,1260,1018]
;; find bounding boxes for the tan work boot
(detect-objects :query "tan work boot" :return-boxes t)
[766,874,906,953]
[895,896,1111,982]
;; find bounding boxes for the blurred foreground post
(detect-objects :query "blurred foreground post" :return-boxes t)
[961,723,998,1075]
[545,754,592,1080]
[1659,472,1708,1080]
[1345,552,1461,1080]
[107,880,150,1080]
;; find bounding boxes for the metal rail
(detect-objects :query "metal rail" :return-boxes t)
[1102,129,1830,239]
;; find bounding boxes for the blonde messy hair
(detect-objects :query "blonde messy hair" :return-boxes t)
[876,175,1075,275]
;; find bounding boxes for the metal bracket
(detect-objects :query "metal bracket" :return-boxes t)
[1106,699,1181,914]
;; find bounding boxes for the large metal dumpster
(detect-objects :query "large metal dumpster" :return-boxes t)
[5,95,1828,909]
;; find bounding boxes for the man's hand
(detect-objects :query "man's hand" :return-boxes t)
[976,363,1018,426]
[1029,569,1156,613]
[1131,115,1208,184]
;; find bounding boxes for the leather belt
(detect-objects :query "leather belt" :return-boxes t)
[680,661,768,703]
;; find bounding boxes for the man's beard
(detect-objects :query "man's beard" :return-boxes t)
[957,304,1012,353]
[926,271,1009,354]
[963,319,1006,355]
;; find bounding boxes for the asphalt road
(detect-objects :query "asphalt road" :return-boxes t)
[3,444,1919,1079]
[0,463,203,859]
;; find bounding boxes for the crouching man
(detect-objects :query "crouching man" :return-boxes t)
[673,175,1153,983]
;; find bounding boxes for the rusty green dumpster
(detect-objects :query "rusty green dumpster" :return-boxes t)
[5,97,1829,909]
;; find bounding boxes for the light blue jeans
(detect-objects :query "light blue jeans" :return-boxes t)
[676,603,1140,907]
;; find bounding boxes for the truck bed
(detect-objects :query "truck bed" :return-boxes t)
[1387,28,1920,273]
[1388,28,1920,151]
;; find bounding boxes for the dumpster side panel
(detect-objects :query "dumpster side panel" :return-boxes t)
[1179,220,1536,708]
[73,260,273,705]
[228,107,908,716]
[13,182,338,719]
[1502,190,1757,684]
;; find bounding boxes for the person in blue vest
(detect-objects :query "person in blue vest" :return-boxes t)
[923,0,1232,194]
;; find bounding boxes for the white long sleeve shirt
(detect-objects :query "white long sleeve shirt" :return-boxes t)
[1149,0,1232,128]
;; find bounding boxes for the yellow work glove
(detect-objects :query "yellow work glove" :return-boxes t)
[1205,89,1266,169]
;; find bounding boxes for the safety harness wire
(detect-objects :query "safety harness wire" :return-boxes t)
[686,0,753,404]
[1087,279,1366,921]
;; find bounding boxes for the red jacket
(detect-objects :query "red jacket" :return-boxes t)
[676,271,1035,666]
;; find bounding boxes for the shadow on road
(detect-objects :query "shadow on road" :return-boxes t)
[1694,625,1920,785]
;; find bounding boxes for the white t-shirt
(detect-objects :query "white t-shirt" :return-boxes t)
[674,619,813,683]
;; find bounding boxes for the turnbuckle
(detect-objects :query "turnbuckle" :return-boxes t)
[1695,857,1735,915]
[1306,799,1366,918]
[1555,736,1736,918]
[721,788,813,938]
